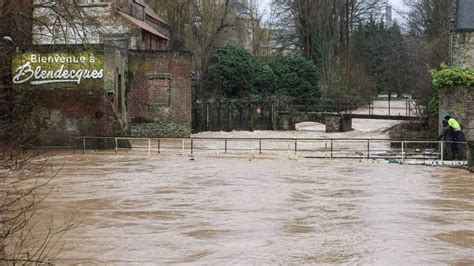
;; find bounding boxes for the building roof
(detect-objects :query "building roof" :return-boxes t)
[134,0,146,6]
[144,5,168,25]
[456,0,474,31]
[118,11,169,40]
[132,0,168,26]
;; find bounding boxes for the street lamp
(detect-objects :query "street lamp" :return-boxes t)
[2,35,14,45]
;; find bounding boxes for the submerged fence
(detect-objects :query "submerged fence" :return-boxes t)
[74,137,468,163]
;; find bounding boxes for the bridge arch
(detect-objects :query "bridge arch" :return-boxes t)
[277,112,353,132]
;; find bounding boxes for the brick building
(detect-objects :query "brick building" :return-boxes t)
[7,1,192,145]
[128,51,193,137]
[33,0,169,50]
[12,44,128,145]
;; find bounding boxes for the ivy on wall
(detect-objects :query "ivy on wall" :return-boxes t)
[429,65,474,113]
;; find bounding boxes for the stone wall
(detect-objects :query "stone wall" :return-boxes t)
[451,32,474,67]
[128,51,192,137]
[439,87,474,165]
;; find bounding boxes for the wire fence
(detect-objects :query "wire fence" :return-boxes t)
[73,137,469,164]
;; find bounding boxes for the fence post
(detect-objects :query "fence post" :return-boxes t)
[158,139,161,154]
[401,141,404,164]
[148,138,151,157]
[367,139,370,159]
[259,139,262,154]
[191,139,194,155]
[294,139,297,155]
[440,141,444,165]
[115,138,118,154]
[271,102,275,130]
[388,95,391,116]
[225,139,228,153]
[83,138,86,155]
[250,103,255,131]
[330,139,333,158]
[206,103,210,131]
[228,104,232,131]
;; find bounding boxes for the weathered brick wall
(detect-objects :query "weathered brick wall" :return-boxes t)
[14,88,122,145]
[104,46,129,129]
[439,87,474,165]
[128,51,192,137]
[12,45,127,146]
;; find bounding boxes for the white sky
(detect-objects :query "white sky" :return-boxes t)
[260,0,406,8]
[259,0,408,20]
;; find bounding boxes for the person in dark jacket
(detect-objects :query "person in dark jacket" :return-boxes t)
[444,115,464,160]
[438,119,455,160]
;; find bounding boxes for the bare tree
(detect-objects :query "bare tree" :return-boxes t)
[404,0,452,66]
[269,0,382,100]
[0,1,92,262]
[0,151,75,263]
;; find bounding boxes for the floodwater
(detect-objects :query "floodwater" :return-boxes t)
[32,100,473,264]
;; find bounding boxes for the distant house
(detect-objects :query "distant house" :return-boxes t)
[33,0,169,51]
[450,0,474,66]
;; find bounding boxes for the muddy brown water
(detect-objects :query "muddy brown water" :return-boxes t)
[35,154,473,264]
[29,101,473,263]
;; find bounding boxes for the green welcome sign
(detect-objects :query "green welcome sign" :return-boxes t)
[12,50,104,87]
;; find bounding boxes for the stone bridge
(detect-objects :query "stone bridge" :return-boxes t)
[277,111,423,133]
[277,112,352,132]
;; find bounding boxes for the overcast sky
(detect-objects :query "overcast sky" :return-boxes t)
[260,0,408,20]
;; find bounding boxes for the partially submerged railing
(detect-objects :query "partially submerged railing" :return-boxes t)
[74,137,468,164]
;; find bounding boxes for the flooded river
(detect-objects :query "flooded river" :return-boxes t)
[40,155,473,264]
[32,100,473,264]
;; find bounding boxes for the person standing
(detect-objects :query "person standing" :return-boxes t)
[444,115,463,160]
[438,119,455,160]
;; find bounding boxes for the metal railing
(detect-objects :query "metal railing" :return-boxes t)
[74,137,468,164]
[285,100,425,117]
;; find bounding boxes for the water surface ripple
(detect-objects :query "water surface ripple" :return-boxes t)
[39,155,474,264]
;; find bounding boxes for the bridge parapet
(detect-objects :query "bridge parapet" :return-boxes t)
[277,112,352,132]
